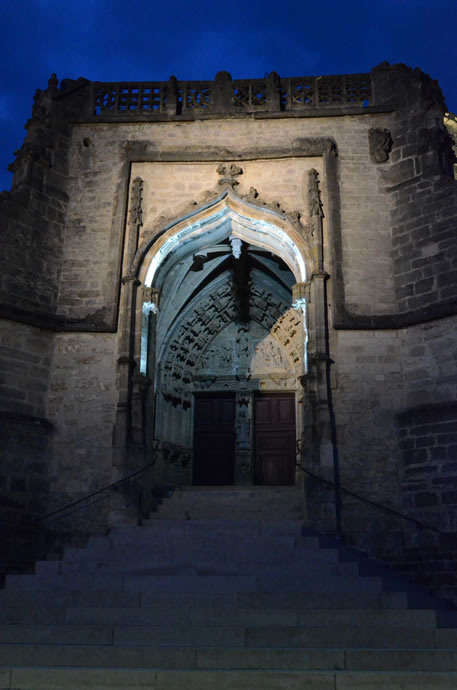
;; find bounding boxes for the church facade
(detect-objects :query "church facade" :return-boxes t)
[1,64,457,597]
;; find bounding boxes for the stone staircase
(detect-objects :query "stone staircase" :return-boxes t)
[1,486,457,689]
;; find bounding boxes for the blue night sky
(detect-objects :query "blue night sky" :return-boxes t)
[0,0,456,192]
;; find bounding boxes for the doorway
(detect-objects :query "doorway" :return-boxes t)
[193,393,236,485]
[254,392,296,485]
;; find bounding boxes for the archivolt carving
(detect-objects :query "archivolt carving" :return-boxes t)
[160,284,237,406]
[130,184,312,279]
[249,284,302,372]
[159,280,303,407]
[238,187,312,242]
[251,336,288,371]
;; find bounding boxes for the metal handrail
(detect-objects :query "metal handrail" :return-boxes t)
[3,452,454,545]
[297,462,457,545]
[0,460,158,539]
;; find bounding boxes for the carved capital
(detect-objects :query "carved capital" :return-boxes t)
[308,351,330,365]
[122,275,141,285]
[132,373,151,392]
[142,286,160,314]
[292,297,307,314]
[292,282,310,303]
[292,282,309,314]
[117,356,136,367]
[310,271,330,281]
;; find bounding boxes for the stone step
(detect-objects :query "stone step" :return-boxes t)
[165,487,302,502]
[3,621,452,649]
[118,518,306,537]
[59,535,339,565]
[0,605,435,628]
[65,606,298,627]
[0,624,113,645]
[4,572,383,593]
[54,560,358,578]
[124,574,382,594]
[153,493,303,512]
[0,590,142,608]
[58,548,340,567]
[0,589,409,610]
[4,667,457,690]
[151,508,304,519]
[3,487,456,688]
[2,644,457,672]
[64,522,318,556]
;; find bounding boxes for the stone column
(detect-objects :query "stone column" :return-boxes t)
[308,271,332,471]
[113,276,140,463]
[141,287,160,453]
[234,391,253,484]
[112,176,144,475]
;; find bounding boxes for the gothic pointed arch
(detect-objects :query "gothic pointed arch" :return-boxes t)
[129,183,316,485]
[134,188,313,290]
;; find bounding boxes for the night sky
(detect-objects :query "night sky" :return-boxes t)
[1,0,456,192]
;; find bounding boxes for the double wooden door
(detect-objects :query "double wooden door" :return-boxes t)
[193,392,296,486]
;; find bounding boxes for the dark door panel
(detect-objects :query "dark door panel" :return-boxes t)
[254,393,295,485]
[193,394,236,485]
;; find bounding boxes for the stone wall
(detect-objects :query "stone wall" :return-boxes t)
[0,320,55,573]
[313,314,457,600]
[393,315,457,600]
[379,65,457,323]
[47,333,117,498]
[0,187,66,325]
[0,77,84,328]
[0,66,456,599]
[61,113,395,329]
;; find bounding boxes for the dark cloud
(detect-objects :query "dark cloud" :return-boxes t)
[1,0,456,190]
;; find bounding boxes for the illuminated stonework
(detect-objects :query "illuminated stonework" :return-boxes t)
[3,66,457,597]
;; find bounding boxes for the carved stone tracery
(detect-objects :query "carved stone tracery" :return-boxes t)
[368,128,393,163]
[129,177,144,228]
[158,276,303,409]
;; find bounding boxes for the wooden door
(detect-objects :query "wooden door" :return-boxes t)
[254,393,296,485]
[193,394,236,485]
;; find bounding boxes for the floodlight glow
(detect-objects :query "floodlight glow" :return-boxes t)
[144,202,307,287]
[145,208,229,287]
[292,297,308,373]
[141,199,309,375]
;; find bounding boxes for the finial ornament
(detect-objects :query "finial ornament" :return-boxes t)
[217,163,243,188]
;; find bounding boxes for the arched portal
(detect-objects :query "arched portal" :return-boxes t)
[131,190,315,486]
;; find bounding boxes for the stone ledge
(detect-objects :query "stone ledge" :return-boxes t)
[2,298,456,334]
[0,304,117,333]
[0,410,54,431]
[74,103,396,125]
[333,300,457,330]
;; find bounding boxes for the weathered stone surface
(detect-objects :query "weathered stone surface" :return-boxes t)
[0,64,456,604]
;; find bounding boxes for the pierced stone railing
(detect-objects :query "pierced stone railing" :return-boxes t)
[91,72,373,118]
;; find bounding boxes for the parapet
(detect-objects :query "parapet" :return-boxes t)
[42,62,448,123]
